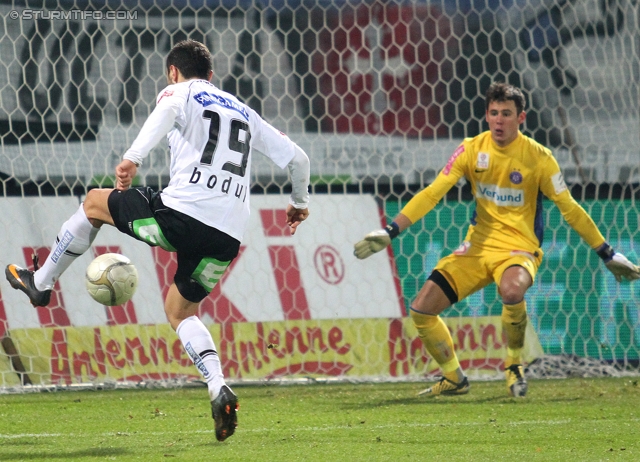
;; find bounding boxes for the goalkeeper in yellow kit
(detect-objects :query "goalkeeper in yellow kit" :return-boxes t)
[354,82,640,397]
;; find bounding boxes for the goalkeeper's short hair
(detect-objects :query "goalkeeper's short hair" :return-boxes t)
[485,82,526,114]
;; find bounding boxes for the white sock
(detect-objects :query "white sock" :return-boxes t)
[34,204,99,290]
[176,315,226,400]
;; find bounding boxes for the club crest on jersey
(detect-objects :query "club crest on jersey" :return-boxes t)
[510,171,523,184]
[476,152,489,170]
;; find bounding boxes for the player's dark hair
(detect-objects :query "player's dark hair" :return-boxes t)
[166,39,212,80]
[485,82,526,114]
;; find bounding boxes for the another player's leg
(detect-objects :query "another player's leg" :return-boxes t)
[411,275,469,396]
[499,264,532,397]
[4,189,111,306]
[502,300,528,397]
[412,310,469,395]
[5,255,52,307]
[165,283,238,442]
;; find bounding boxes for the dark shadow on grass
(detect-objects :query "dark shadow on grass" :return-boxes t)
[341,394,581,409]
[0,447,130,460]
[541,397,581,403]
[0,440,47,447]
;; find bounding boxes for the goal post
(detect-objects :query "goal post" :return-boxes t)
[0,1,638,390]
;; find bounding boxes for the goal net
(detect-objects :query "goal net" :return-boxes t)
[0,0,638,390]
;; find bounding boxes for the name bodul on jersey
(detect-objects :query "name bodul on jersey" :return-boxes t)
[187,166,248,203]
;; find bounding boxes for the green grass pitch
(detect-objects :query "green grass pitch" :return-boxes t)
[0,377,637,461]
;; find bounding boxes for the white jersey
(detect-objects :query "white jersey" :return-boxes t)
[124,80,300,242]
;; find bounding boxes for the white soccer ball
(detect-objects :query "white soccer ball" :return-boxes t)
[85,253,138,306]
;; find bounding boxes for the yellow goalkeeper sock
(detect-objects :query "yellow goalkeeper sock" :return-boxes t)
[502,300,527,368]
[411,309,463,383]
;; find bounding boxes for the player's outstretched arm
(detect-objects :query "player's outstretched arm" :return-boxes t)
[354,214,412,259]
[285,144,310,235]
[596,242,640,282]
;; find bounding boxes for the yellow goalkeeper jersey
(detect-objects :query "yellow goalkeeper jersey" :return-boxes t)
[401,131,605,254]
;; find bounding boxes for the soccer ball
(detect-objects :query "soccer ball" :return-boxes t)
[85,253,138,306]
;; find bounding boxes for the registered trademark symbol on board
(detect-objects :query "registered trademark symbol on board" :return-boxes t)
[314,245,345,285]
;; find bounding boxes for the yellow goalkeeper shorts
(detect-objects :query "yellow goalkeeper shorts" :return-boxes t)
[432,241,543,301]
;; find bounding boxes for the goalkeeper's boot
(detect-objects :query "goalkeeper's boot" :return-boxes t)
[211,385,239,442]
[417,376,470,397]
[5,257,51,307]
[505,364,528,397]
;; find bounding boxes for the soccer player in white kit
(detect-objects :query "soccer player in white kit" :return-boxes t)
[5,39,311,442]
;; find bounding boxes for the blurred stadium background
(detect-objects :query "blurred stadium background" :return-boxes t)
[0,0,638,389]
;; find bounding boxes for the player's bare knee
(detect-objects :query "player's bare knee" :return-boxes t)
[83,190,100,216]
[412,279,453,315]
[83,189,112,226]
[500,283,527,305]
[412,292,431,313]
[499,281,527,305]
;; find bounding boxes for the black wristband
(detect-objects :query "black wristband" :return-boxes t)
[596,242,615,262]
[384,222,400,239]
